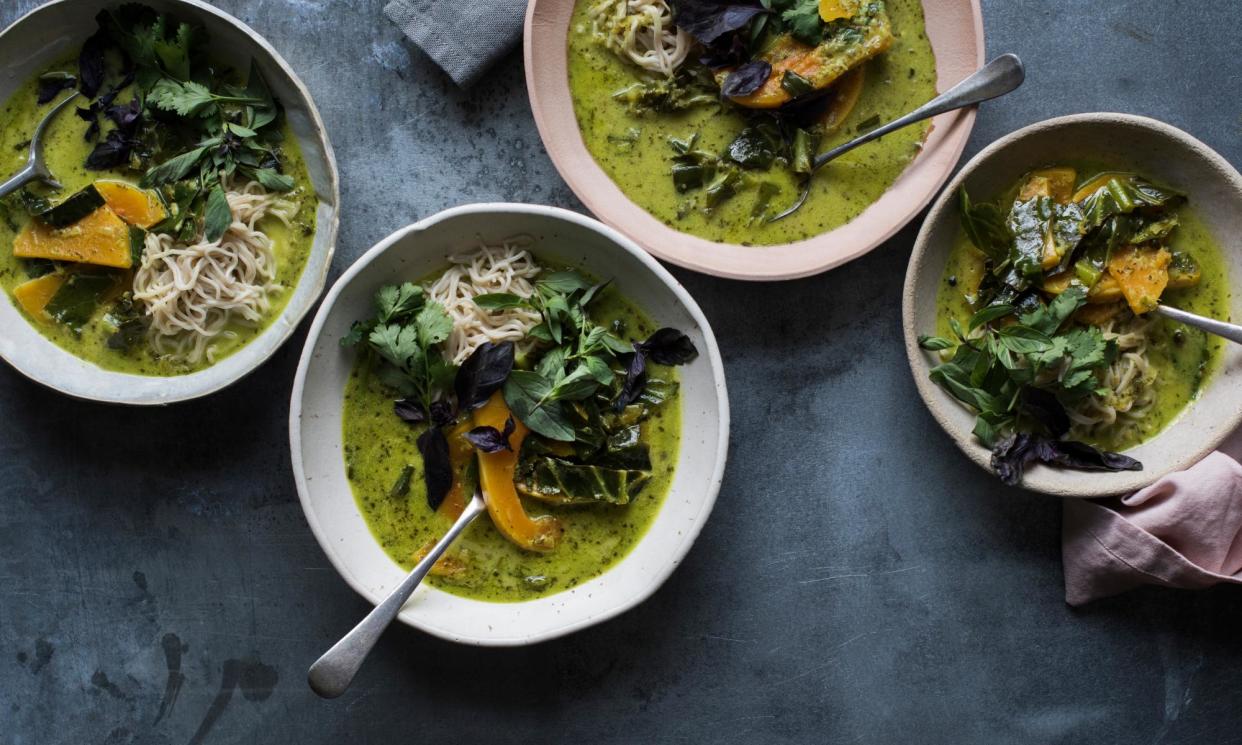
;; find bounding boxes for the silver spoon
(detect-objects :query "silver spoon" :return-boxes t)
[308,487,488,698]
[0,91,80,200]
[769,53,1026,222]
[1155,304,1242,345]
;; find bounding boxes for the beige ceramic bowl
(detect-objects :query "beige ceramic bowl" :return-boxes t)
[0,0,338,404]
[291,204,729,645]
[525,0,984,280]
[904,113,1242,497]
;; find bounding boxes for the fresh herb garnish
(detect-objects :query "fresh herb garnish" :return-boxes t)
[466,417,516,453]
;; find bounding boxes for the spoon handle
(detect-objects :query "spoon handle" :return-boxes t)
[811,53,1025,172]
[1155,304,1242,345]
[0,92,80,199]
[308,489,487,698]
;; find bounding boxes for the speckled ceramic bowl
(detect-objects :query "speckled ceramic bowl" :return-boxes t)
[0,0,338,404]
[904,113,1242,497]
[525,0,984,280]
[290,204,729,646]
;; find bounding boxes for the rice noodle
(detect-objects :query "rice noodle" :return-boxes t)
[132,180,295,364]
[1068,314,1157,439]
[426,237,544,365]
[587,0,691,77]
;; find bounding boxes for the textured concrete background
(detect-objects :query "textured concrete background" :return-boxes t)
[2,1,1241,743]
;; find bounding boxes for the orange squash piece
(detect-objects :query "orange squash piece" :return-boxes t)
[820,67,865,133]
[13,206,132,269]
[413,539,470,578]
[12,273,66,321]
[818,0,855,22]
[437,419,477,520]
[94,181,165,228]
[474,392,562,553]
[1071,172,1129,203]
[1019,167,1077,204]
[1107,246,1171,315]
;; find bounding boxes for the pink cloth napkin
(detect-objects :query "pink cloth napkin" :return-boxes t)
[1062,429,1242,605]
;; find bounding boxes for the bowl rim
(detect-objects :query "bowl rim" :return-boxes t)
[902,111,1242,497]
[0,0,340,405]
[523,0,984,281]
[289,202,731,646]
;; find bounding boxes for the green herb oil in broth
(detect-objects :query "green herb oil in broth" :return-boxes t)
[566,0,937,245]
[936,205,1228,452]
[342,285,681,603]
[0,57,317,376]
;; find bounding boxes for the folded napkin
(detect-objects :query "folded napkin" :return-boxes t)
[1062,429,1242,605]
[384,0,525,87]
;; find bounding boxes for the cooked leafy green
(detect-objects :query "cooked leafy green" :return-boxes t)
[44,272,118,332]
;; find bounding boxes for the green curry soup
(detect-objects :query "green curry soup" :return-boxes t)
[0,21,316,377]
[935,173,1228,454]
[342,276,682,602]
[567,0,937,245]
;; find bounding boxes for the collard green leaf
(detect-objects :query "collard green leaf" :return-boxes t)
[45,272,117,331]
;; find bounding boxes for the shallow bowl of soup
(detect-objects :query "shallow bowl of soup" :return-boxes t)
[526,0,983,280]
[291,203,728,645]
[904,113,1242,497]
[0,0,338,404]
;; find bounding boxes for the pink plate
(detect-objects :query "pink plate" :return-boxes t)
[525,0,985,281]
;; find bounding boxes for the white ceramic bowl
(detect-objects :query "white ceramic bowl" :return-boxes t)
[525,0,984,280]
[904,113,1242,497]
[0,0,339,404]
[290,204,729,645]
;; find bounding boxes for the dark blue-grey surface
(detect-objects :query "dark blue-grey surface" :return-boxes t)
[2,1,1241,743]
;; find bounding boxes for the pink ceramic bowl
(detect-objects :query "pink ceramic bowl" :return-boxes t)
[525,0,984,281]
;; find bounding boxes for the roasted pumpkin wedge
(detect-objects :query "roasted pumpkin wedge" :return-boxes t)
[12,273,66,321]
[1107,245,1172,314]
[473,392,562,552]
[14,206,132,269]
[719,6,893,109]
[1018,167,1077,204]
[94,181,166,229]
[413,539,470,578]
[437,419,477,520]
[819,67,865,133]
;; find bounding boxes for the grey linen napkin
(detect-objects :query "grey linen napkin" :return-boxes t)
[384,0,526,87]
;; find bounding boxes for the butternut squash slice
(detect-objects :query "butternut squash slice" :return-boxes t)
[719,9,893,109]
[1107,245,1171,315]
[14,206,132,269]
[12,273,66,321]
[94,181,166,229]
[474,392,562,553]
[413,539,470,579]
[437,419,477,520]
[1019,167,1077,204]
[820,67,865,133]
[818,0,856,22]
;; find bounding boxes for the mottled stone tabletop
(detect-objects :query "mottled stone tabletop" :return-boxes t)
[3,1,1241,743]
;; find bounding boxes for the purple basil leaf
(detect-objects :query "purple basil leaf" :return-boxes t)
[84,130,135,169]
[78,30,107,98]
[455,341,515,412]
[721,60,772,98]
[417,427,453,510]
[36,75,77,105]
[465,416,516,453]
[674,0,765,45]
[615,348,648,412]
[638,327,699,366]
[1020,387,1069,438]
[429,400,455,427]
[393,398,427,424]
[991,433,1141,486]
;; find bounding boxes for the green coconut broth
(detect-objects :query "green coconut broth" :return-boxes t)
[566,0,937,245]
[0,54,316,376]
[343,281,682,603]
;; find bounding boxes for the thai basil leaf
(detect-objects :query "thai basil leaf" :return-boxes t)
[37,72,77,104]
[990,432,1140,486]
[417,428,453,509]
[503,370,575,441]
[203,185,231,242]
[455,341,515,412]
[673,0,766,45]
[721,61,772,98]
[465,417,516,453]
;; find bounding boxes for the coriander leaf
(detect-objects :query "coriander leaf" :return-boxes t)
[780,0,822,44]
[148,78,216,117]
[369,323,422,369]
[375,283,423,323]
[415,303,453,347]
